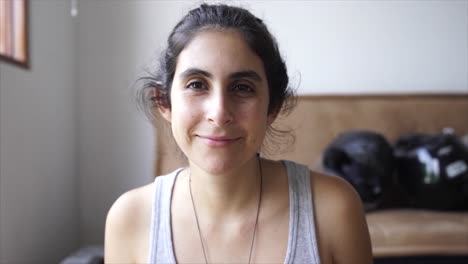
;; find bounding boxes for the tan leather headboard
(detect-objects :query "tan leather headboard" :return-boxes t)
[155,94,468,176]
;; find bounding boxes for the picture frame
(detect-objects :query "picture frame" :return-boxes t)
[0,0,29,69]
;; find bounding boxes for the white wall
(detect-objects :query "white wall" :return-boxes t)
[0,1,78,263]
[77,1,157,244]
[248,0,468,94]
[77,0,468,246]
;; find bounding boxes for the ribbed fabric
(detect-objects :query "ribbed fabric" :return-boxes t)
[147,160,321,263]
[283,160,321,264]
[147,168,182,264]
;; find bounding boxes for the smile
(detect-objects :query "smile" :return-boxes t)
[197,135,241,147]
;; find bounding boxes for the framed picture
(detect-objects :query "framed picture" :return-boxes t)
[0,0,29,69]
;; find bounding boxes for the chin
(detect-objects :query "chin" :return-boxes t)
[190,155,246,175]
[198,159,236,174]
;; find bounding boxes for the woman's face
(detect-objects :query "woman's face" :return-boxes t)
[160,30,275,174]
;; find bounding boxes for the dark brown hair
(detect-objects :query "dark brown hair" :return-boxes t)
[136,3,296,154]
[137,3,295,119]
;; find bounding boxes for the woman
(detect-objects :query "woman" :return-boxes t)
[105,3,372,264]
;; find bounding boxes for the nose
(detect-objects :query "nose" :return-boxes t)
[206,91,234,126]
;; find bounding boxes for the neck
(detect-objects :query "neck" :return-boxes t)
[187,155,262,218]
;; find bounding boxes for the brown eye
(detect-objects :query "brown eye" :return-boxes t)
[233,83,255,95]
[186,81,207,91]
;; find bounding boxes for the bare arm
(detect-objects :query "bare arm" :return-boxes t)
[312,172,373,264]
[104,192,137,263]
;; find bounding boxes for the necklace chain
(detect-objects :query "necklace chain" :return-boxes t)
[188,155,263,264]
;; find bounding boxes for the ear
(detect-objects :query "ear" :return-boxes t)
[159,105,172,123]
[267,110,278,125]
[151,87,172,123]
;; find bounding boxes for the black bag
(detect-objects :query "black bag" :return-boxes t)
[395,132,468,210]
[322,130,395,210]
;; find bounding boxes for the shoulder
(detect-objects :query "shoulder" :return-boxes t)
[105,182,154,228]
[310,171,373,264]
[104,182,155,263]
[311,171,361,214]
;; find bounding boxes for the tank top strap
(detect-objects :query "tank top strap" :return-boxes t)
[147,168,183,264]
[283,160,321,264]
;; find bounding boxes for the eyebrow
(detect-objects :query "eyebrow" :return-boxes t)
[229,70,262,82]
[179,68,212,79]
[179,68,263,82]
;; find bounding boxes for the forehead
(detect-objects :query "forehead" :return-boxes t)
[174,30,266,79]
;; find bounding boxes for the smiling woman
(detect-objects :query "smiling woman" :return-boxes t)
[163,30,272,174]
[105,3,372,264]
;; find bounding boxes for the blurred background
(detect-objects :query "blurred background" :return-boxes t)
[0,0,467,263]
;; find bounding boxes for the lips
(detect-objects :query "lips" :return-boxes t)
[196,135,241,147]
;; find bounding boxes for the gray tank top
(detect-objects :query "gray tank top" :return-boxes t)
[147,160,321,263]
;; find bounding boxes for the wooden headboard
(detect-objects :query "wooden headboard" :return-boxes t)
[154,94,468,176]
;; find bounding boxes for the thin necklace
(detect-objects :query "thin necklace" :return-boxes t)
[189,155,263,264]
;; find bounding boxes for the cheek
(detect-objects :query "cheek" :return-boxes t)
[242,102,270,133]
[171,99,198,133]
